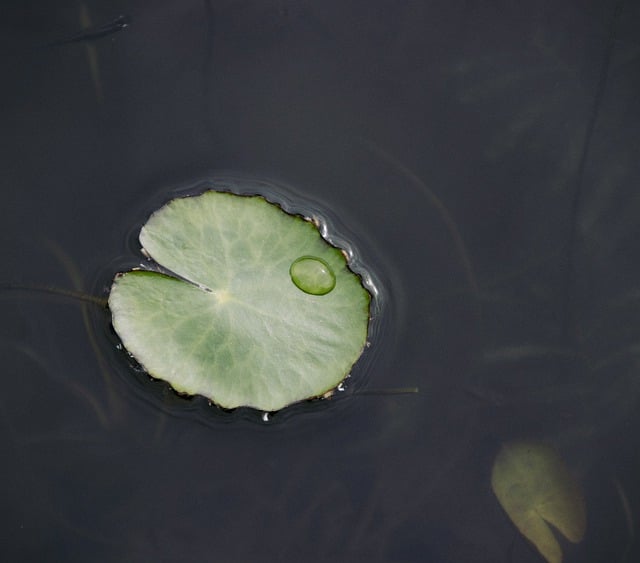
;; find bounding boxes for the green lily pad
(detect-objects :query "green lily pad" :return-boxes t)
[491,441,587,563]
[108,191,371,412]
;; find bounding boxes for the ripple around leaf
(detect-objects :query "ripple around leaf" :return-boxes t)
[108,191,371,412]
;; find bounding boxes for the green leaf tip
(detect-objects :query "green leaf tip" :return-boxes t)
[109,190,372,412]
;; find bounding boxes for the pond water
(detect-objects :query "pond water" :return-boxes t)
[2,1,639,562]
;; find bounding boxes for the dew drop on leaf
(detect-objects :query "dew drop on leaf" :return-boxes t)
[289,256,336,295]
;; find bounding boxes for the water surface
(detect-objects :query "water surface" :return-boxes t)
[2,1,640,561]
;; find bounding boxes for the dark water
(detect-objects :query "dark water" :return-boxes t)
[2,1,640,561]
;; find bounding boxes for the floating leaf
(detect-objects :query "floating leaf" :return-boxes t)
[491,441,587,563]
[108,191,371,412]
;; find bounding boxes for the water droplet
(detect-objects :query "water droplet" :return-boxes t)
[289,256,336,295]
[262,412,269,422]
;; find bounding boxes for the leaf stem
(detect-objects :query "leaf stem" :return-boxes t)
[0,282,107,307]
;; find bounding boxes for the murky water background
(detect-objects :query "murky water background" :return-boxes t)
[2,1,640,561]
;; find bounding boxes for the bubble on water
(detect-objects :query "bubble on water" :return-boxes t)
[289,256,336,295]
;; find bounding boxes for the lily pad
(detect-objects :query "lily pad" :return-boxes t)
[108,191,371,412]
[491,441,587,563]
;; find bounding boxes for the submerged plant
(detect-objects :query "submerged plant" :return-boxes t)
[491,441,586,563]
